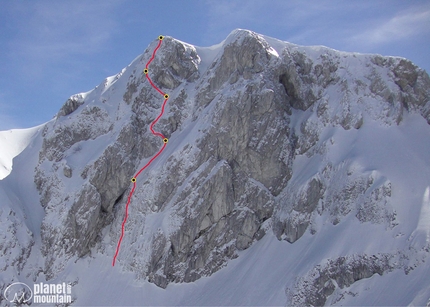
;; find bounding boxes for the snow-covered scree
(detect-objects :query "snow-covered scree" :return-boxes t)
[1,29,430,306]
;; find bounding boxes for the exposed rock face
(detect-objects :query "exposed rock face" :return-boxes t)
[0,204,34,273]
[33,29,430,290]
[288,253,399,306]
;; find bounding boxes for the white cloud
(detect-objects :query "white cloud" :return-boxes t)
[8,1,121,63]
[350,5,430,47]
[201,0,377,46]
[2,0,125,97]
[202,0,430,53]
[2,1,125,130]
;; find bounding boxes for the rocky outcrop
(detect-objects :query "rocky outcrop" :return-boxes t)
[288,253,399,306]
[0,206,34,273]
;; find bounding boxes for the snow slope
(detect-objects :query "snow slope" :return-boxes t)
[1,29,430,306]
[45,111,430,307]
[0,125,42,179]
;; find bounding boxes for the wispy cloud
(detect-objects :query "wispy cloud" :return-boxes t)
[8,1,120,61]
[0,0,124,129]
[349,5,430,47]
[4,0,123,84]
[202,0,376,46]
[202,0,430,54]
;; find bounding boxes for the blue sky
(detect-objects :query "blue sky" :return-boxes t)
[1,0,429,130]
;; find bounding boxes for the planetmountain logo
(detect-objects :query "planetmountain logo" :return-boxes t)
[3,282,72,304]
[3,282,32,304]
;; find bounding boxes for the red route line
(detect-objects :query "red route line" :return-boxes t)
[150,97,168,138]
[113,36,168,267]
[146,75,165,96]
[145,40,165,96]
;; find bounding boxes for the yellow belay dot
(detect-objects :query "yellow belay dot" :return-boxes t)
[131,177,136,183]
[163,138,168,144]
[143,68,149,74]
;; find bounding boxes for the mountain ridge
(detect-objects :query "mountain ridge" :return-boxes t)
[1,29,430,306]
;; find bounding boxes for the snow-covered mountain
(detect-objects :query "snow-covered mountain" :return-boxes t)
[1,29,430,306]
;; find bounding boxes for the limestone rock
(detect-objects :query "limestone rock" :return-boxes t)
[288,253,399,306]
[32,29,430,289]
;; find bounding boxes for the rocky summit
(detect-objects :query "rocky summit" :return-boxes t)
[1,29,430,306]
